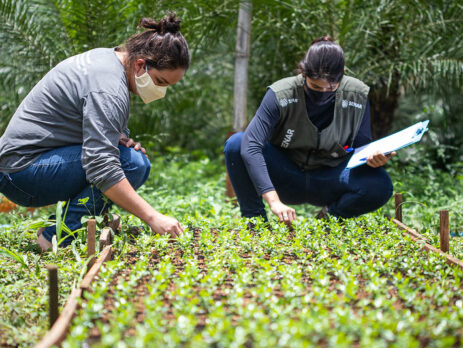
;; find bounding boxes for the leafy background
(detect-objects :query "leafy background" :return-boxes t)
[1,0,462,163]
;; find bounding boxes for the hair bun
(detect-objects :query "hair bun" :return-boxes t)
[138,13,181,34]
[162,13,181,33]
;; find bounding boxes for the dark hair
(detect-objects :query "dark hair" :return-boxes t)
[298,36,344,83]
[123,13,190,71]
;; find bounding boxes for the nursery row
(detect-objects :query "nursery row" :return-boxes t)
[62,215,463,347]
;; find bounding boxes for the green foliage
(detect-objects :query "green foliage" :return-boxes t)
[0,151,463,345]
[1,0,462,157]
[0,215,89,346]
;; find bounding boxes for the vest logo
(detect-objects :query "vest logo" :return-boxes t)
[342,99,362,109]
[279,98,298,107]
[281,129,295,148]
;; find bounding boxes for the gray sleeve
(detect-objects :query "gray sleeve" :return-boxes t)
[122,123,130,138]
[82,92,127,192]
[241,88,280,195]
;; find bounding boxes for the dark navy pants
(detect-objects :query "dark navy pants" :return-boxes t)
[224,132,393,220]
[0,145,151,245]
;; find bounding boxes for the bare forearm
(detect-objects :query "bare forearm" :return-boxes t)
[103,178,183,237]
[262,190,281,206]
[103,178,158,224]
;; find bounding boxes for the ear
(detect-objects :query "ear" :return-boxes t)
[134,58,146,72]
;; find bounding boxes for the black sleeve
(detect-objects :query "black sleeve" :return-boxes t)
[241,89,280,196]
[352,99,372,147]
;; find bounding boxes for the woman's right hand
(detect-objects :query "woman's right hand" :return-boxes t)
[270,201,297,224]
[149,213,184,238]
[262,190,297,225]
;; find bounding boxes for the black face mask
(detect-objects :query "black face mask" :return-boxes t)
[304,80,336,106]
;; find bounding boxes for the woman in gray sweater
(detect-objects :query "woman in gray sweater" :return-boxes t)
[0,13,189,250]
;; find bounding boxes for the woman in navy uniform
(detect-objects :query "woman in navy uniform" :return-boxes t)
[225,36,393,224]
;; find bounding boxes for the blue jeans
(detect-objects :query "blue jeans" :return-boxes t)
[0,145,151,245]
[224,132,393,220]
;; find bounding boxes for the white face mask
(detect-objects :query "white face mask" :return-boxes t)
[134,66,167,104]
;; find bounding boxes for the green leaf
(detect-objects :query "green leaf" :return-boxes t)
[78,197,89,205]
[0,246,28,269]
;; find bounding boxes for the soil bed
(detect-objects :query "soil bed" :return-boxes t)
[66,219,463,347]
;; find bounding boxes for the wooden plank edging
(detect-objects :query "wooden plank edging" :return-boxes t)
[34,288,82,348]
[99,227,112,252]
[35,244,113,348]
[391,218,463,270]
[80,245,112,291]
[391,218,428,242]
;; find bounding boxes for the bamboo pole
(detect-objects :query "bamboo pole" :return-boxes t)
[47,265,59,328]
[440,210,449,253]
[394,193,403,222]
[87,219,96,272]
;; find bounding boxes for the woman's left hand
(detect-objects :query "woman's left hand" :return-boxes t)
[366,150,396,168]
[119,134,146,155]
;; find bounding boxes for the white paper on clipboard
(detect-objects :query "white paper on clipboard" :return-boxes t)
[346,120,429,169]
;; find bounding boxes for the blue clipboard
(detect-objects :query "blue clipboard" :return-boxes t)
[346,120,429,169]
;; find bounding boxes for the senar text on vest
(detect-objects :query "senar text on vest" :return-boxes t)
[281,129,295,148]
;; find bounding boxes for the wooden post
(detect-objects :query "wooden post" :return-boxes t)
[394,193,403,222]
[87,219,96,271]
[47,265,59,328]
[440,210,449,253]
[233,0,252,133]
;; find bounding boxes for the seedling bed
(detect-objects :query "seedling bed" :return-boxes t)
[64,216,463,347]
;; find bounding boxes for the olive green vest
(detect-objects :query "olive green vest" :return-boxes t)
[269,74,369,170]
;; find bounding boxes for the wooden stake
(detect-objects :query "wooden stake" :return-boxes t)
[47,265,58,328]
[87,219,96,271]
[394,193,403,222]
[440,210,449,253]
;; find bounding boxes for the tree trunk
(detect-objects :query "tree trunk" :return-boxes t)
[226,1,253,200]
[233,0,252,132]
[369,79,401,139]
